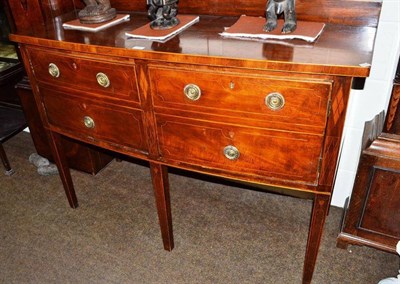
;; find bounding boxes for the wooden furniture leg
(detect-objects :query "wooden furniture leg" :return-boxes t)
[150,162,174,251]
[47,131,78,208]
[0,143,14,175]
[302,194,330,284]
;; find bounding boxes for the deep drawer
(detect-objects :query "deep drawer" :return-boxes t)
[156,114,324,186]
[149,66,332,130]
[40,88,147,152]
[28,48,139,103]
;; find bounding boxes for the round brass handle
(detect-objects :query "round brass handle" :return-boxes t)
[83,116,95,129]
[223,145,240,160]
[265,92,285,111]
[184,84,201,101]
[48,63,60,78]
[96,72,110,88]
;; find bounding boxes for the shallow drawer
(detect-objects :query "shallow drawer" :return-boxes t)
[149,66,332,129]
[41,88,147,152]
[156,114,323,186]
[28,48,139,102]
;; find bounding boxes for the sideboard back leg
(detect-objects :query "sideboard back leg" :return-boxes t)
[47,131,78,208]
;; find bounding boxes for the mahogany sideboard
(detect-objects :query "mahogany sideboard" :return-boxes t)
[7,0,382,283]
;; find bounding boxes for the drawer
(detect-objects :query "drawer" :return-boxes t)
[149,66,332,130]
[28,48,139,103]
[156,114,324,186]
[40,88,147,152]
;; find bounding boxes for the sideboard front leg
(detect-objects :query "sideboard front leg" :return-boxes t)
[302,193,330,284]
[150,162,174,251]
[47,131,78,208]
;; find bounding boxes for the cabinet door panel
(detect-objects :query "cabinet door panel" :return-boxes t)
[359,167,400,238]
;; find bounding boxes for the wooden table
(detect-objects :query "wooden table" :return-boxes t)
[8,1,381,282]
[0,105,27,175]
[0,52,26,175]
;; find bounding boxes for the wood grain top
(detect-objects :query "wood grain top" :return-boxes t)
[10,12,377,77]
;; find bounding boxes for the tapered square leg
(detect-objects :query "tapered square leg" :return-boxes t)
[302,194,330,284]
[150,162,174,251]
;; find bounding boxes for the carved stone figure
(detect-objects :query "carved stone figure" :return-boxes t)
[264,0,297,34]
[78,0,117,24]
[147,0,180,30]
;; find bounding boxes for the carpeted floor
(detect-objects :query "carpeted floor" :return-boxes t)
[1,132,399,284]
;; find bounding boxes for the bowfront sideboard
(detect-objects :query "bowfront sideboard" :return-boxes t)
[7,0,382,283]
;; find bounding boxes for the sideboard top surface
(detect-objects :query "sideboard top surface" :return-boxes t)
[10,12,378,77]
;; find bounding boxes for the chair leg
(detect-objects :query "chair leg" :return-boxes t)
[0,143,15,176]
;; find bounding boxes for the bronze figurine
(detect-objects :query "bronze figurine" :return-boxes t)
[264,0,297,34]
[78,0,117,24]
[147,0,180,30]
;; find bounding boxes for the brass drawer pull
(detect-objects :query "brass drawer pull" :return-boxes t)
[96,72,110,88]
[223,145,240,160]
[48,63,60,78]
[265,92,285,110]
[83,116,95,129]
[184,84,201,101]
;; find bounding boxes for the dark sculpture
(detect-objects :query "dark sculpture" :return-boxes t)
[79,0,117,24]
[264,0,297,34]
[147,0,180,30]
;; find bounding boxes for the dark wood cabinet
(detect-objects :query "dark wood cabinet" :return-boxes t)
[337,58,400,254]
[384,57,400,135]
[337,131,400,253]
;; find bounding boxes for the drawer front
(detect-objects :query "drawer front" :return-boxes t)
[28,48,139,102]
[149,66,332,129]
[156,114,323,185]
[40,88,147,152]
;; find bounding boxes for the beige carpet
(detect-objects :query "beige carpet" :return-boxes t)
[1,132,398,283]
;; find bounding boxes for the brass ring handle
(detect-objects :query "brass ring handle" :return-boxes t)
[83,116,95,129]
[265,92,285,111]
[96,72,110,88]
[223,145,240,160]
[184,84,201,101]
[48,63,60,78]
